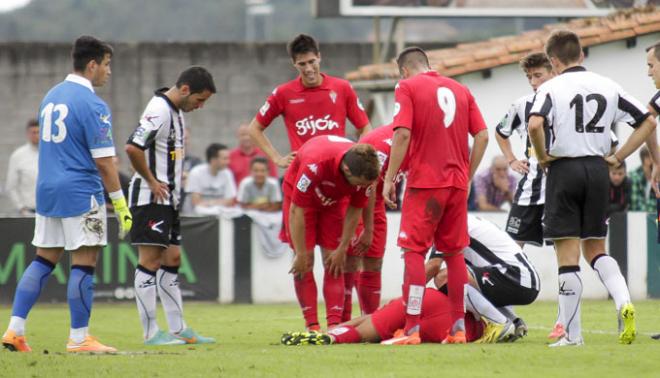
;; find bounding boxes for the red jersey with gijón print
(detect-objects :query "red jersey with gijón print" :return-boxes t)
[255,73,369,151]
[392,71,486,190]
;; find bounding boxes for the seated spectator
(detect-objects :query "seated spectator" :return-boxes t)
[608,161,630,216]
[228,123,278,186]
[6,119,39,215]
[474,155,516,212]
[103,155,131,212]
[186,143,236,214]
[237,157,282,212]
[629,146,655,212]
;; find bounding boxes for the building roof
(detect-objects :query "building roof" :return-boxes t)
[345,7,660,88]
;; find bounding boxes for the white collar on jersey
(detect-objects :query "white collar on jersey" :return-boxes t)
[65,74,95,93]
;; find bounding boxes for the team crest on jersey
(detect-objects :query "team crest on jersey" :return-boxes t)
[329,90,337,104]
[99,113,111,125]
[297,174,311,193]
[307,163,318,174]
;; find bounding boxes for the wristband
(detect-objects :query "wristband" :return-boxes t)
[108,190,124,201]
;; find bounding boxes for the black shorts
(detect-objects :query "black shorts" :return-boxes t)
[544,157,609,239]
[130,204,181,248]
[506,204,544,246]
[468,265,539,307]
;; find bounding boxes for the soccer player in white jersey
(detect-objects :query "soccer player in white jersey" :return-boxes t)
[125,67,216,345]
[528,30,657,346]
[496,52,554,248]
[2,36,132,353]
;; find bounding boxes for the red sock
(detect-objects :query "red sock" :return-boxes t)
[444,253,468,327]
[357,271,381,314]
[323,270,344,327]
[403,252,426,334]
[293,271,318,328]
[327,325,362,344]
[342,272,356,322]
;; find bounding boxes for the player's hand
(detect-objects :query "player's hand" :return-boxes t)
[509,159,529,174]
[538,154,558,170]
[652,163,660,198]
[325,250,346,278]
[604,154,621,168]
[383,180,397,209]
[352,228,373,256]
[149,179,169,203]
[276,152,297,169]
[289,253,310,278]
[111,196,133,239]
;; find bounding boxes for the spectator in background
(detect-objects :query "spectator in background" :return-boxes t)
[608,161,631,216]
[229,123,278,186]
[180,128,203,214]
[237,156,282,212]
[474,155,516,212]
[186,143,236,214]
[6,119,39,215]
[103,155,131,212]
[629,146,655,212]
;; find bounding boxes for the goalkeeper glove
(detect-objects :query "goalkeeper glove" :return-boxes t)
[109,191,132,239]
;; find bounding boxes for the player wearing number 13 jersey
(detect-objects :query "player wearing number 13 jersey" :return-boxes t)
[382,47,489,345]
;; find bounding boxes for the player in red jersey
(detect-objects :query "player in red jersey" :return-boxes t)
[382,47,489,344]
[248,34,371,169]
[282,135,380,330]
[342,124,397,320]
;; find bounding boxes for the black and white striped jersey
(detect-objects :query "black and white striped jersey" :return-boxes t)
[127,89,185,209]
[463,215,540,291]
[650,90,660,115]
[529,66,649,158]
[496,93,546,206]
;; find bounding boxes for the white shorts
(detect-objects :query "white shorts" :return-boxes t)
[32,197,107,251]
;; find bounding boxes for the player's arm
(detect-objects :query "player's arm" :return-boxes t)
[125,144,169,202]
[495,133,528,175]
[528,115,555,169]
[288,202,310,277]
[470,129,489,180]
[353,185,376,255]
[326,204,363,278]
[248,117,295,168]
[608,115,657,166]
[355,123,372,140]
[645,104,660,197]
[96,156,132,237]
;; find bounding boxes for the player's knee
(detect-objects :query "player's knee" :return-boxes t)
[362,257,383,272]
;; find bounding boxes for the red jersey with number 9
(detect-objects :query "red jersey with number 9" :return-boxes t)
[393,71,486,190]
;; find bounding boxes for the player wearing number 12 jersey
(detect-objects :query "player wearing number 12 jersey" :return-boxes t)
[382,47,489,345]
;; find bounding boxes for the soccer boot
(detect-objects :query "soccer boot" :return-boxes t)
[651,333,660,340]
[2,330,32,352]
[547,323,566,340]
[380,329,421,345]
[474,319,515,344]
[441,330,467,344]
[513,317,528,340]
[281,331,332,346]
[174,327,216,344]
[548,335,584,347]
[66,335,117,353]
[618,303,636,344]
[144,330,186,346]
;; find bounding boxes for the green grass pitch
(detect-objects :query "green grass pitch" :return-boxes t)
[1,300,660,377]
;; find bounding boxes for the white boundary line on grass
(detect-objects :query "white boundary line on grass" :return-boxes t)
[528,325,656,337]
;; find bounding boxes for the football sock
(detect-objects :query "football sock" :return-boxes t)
[403,252,425,334]
[342,272,357,322]
[68,265,95,343]
[135,265,159,339]
[465,285,507,324]
[157,265,187,334]
[591,254,630,311]
[328,325,361,344]
[8,256,55,335]
[323,270,344,327]
[293,271,318,328]
[497,305,518,322]
[357,270,381,314]
[444,252,468,327]
[558,266,582,341]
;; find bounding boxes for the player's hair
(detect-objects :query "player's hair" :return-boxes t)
[250,156,269,168]
[26,118,39,129]
[545,29,582,65]
[176,66,217,95]
[342,144,380,181]
[287,34,320,61]
[519,52,552,72]
[645,41,660,61]
[396,46,430,70]
[639,145,651,163]
[71,35,113,72]
[206,143,227,162]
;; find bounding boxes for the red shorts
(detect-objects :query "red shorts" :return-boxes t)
[371,288,483,342]
[398,187,468,254]
[347,205,387,259]
[280,194,347,251]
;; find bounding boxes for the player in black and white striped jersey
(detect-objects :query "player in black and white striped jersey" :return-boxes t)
[528,30,658,347]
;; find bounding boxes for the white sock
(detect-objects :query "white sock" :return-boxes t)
[592,254,631,311]
[157,267,187,334]
[497,306,518,322]
[135,267,159,340]
[465,285,507,324]
[7,316,26,336]
[558,266,582,341]
[69,326,88,343]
